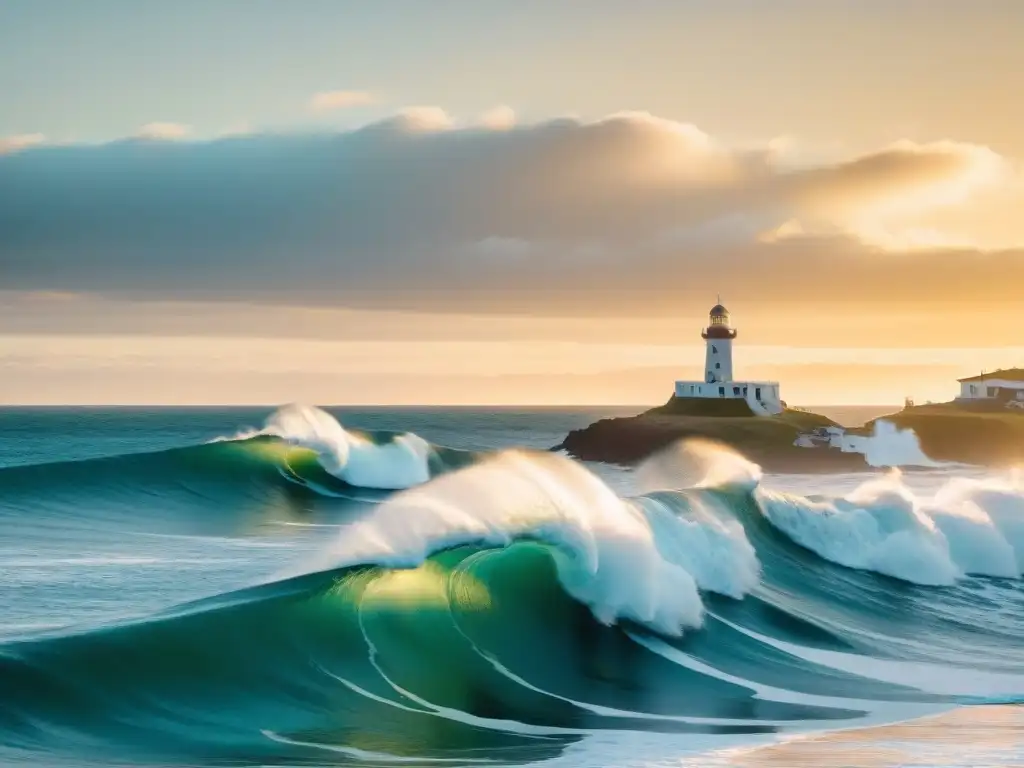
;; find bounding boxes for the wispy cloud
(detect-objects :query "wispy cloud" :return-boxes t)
[309,90,375,112]
[478,105,516,130]
[136,122,192,140]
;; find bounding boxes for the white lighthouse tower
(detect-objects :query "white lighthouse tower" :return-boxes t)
[673,301,783,415]
[702,300,735,384]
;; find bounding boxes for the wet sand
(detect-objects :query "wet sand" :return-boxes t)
[702,706,1024,767]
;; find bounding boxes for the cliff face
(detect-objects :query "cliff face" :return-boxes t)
[556,397,871,472]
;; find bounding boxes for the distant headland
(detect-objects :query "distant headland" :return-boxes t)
[555,304,1024,471]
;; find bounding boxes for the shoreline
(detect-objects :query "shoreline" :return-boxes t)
[699,704,1024,767]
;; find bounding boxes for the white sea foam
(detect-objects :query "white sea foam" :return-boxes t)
[836,419,948,468]
[308,450,761,636]
[758,470,1024,584]
[928,473,1024,577]
[631,440,1021,587]
[637,493,761,600]
[243,403,433,490]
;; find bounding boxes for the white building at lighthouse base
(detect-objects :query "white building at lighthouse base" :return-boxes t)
[672,380,783,416]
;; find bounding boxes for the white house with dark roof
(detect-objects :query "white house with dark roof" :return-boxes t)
[957,369,1024,403]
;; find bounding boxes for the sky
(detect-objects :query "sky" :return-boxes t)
[1,0,1023,405]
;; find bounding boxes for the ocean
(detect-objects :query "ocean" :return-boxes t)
[0,405,1021,767]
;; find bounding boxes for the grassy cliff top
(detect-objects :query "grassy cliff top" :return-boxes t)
[880,400,1024,419]
[643,395,839,429]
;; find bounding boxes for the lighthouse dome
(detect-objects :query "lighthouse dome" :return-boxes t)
[702,301,736,339]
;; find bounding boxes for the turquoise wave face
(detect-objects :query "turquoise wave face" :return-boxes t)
[0,540,898,765]
[4,526,1020,766]
[0,433,480,539]
[1,414,1023,767]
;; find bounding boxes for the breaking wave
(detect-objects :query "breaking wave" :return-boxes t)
[759,469,1024,585]
[300,449,762,636]
[1,417,1023,766]
[224,403,464,490]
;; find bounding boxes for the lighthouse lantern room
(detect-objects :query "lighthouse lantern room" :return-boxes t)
[674,301,783,416]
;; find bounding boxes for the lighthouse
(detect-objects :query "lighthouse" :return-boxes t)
[673,301,783,415]
[702,302,736,383]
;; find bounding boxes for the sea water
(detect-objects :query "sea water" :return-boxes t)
[0,405,1020,767]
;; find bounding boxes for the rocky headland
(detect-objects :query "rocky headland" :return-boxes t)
[556,396,1024,471]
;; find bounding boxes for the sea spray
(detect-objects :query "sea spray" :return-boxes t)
[633,438,763,494]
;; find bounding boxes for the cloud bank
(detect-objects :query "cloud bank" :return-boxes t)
[1,110,1020,313]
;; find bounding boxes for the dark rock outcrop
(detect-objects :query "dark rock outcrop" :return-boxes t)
[556,397,872,472]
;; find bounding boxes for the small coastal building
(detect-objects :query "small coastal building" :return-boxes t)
[674,302,783,415]
[956,369,1024,404]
